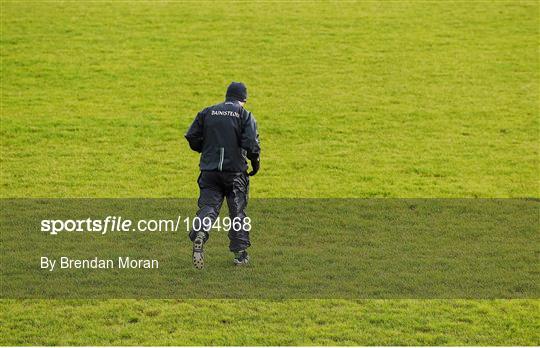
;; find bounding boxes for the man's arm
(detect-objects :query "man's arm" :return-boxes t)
[185,109,206,153]
[240,111,261,175]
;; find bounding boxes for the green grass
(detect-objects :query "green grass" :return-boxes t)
[1,0,539,345]
[1,300,539,346]
[2,199,538,299]
[1,1,538,198]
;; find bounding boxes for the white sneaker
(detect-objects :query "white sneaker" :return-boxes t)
[233,250,250,266]
[192,232,205,269]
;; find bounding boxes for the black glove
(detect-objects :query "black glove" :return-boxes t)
[248,158,260,176]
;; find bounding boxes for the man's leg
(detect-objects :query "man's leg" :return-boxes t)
[189,171,224,268]
[225,172,250,264]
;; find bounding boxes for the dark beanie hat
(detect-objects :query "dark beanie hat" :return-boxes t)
[226,82,248,102]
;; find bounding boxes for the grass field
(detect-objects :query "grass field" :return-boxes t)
[1,0,539,346]
[2,300,539,346]
[2,199,539,299]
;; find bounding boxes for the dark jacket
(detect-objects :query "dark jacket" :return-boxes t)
[185,100,260,172]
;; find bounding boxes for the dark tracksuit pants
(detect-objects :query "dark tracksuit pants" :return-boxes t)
[189,171,250,252]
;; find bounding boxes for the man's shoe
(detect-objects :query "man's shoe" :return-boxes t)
[192,232,205,269]
[233,250,250,266]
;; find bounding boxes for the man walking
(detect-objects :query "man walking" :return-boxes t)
[185,82,260,269]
